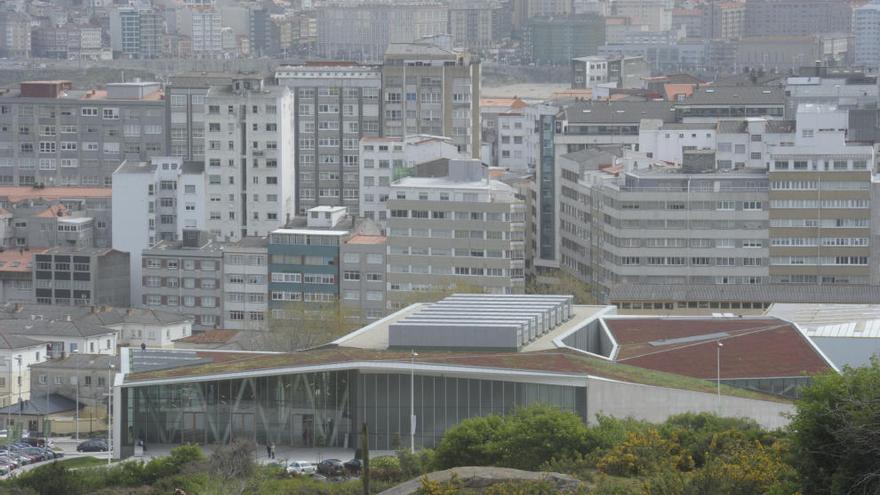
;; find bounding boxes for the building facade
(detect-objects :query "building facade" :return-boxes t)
[112,157,206,306]
[140,231,223,328]
[204,76,295,241]
[275,64,382,215]
[33,247,131,307]
[0,80,166,188]
[385,159,526,309]
[382,43,481,158]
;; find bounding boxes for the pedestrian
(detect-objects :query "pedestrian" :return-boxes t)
[270,441,276,460]
[265,442,271,459]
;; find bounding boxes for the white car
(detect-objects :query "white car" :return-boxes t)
[286,460,317,476]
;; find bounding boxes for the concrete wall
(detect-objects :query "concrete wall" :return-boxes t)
[585,376,794,430]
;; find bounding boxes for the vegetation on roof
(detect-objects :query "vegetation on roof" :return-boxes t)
[125,348,787,403]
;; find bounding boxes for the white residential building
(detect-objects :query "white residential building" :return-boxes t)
[359,135,463,228]
[480,98,557,172]
[854,1,880,68]
[191,10,223,58]
[112,157,206,306]
[204,76,295,242]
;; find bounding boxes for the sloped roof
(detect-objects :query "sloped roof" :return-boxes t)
[604,317,834,380]
[175,330,239,345]
[0,394,80,416]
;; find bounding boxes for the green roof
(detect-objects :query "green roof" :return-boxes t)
[125,347,790,403]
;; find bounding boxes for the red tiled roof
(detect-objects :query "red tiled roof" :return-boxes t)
[0,186,110,203]
[605,318,833,380]
[0,248,48,273]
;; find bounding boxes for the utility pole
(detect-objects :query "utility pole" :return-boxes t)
[107,363,114,465]
[361,422,370,495]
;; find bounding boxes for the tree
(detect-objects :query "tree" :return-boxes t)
[789,359,880,495]
[526,270,595,305]
[209,439,257,495]
[259,300,361,352]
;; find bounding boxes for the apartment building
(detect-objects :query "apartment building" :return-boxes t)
[522,14,606,66]
[0,13,32,59]
[340,233,388,323]
[554,101,676,159]
[112,157,206,306]
[268,207,352,320]
[382,43,481,158]
[675,86,786,123]
[316,2,448,63]
[165,72,235,162]
[221,236,268,330]
[480,99,556,172]
[511,0,573,29]
[359,135,463,227]
[608,0,673,32]
[0,80,166,187]
[110,7,163,59]
[0,187,112,250]
[564,160,770,301]
[767,106,876,286]
[447,0,511,52]
[140,230,223,328]
[33,247,130,307]
[275,63,382,214]
[191,10,223,58]
[204,75,295,241]
[743,0,851,38]
[855,2,880,69]
[385,159,526,309]
[249,7,281,58]
[0,249,43,304]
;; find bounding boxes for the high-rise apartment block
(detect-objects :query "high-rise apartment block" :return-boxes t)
[191,10,223,58]
[0,80,166,188]
[854,2,880,69]
[276,63,382,215]
[221,237,269,330]
[316,2,448,63]
[203,75,295,241]
[522,14,606,66]
[382,43,481,158]
[112,156,206,306]
[385,159,525,309]
[165,73,235,162]
[110,7,163,59]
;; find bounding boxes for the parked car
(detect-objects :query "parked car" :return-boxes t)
[0,456,19,469]
[316,458,344,477]
[23,436,52,448]
[343,458,362,475]
[20,447,50,462]
[76,439,108,452]
[286,460,317,476]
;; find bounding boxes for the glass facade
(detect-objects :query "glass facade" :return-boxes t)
[360,373,585,450]
[120,369,586,456]
[121,371,355,457]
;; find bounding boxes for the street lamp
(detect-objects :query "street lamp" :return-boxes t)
[15,355,21,436]
[716,341,723,415]
[107,362,114,465]
[72,348,80,441]
[410,350,418,454]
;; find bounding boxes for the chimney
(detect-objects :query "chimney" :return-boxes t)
[65,315,71,322]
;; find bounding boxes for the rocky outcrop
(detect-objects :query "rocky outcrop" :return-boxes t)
[377,466,585,494]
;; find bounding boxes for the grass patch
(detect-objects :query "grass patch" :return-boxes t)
[55,456,104,469]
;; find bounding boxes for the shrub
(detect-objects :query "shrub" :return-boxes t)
[16,461,84,495]
[495,405,590,470]
[597,429,692,477]
[433,414,505,469]
[371,455,403,482]
[398,449,435,479]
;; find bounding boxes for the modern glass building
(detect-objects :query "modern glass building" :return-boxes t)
[119,367,584,455]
